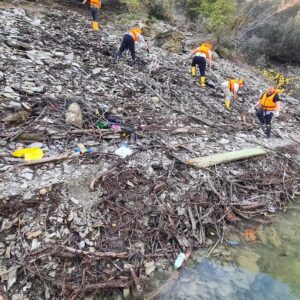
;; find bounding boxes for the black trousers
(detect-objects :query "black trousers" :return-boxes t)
[117,34,135,60]
[256,109,274,137]
[192,56,206,76]
[90,7,99,22]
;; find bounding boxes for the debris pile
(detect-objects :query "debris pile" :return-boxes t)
[0,1,299,299]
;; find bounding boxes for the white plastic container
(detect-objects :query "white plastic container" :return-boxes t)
[174,253,186,270]
[114,144,133,158]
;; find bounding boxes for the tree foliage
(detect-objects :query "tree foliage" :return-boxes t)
[185,0,237,32]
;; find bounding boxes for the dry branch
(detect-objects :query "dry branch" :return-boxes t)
[63,247,129,259]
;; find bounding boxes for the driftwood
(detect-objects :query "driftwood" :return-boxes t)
[237,203,266,210]
[188,148,267,168]
[63,246,129,259]
[129,267,143,294]
[20,152,71,166]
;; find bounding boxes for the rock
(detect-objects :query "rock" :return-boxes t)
[123,288,130,299]
[9,101,22,109]
[28,142,44,148]
[39,188,48,195]
[70,197,79,205]
[65,52,74,61]
[3,111,30,123]
[151,96,160,104]
[7,267,18,290]
[65,103,83,128]
[31,86,45,94]
[20,168,33,181]
[2,86,19,99]
[155,30,184,53]
[92,68,101,75]
[144,261,156,275]
[26,49,52,63]
[79,240,85,249]
[219,138,230,145]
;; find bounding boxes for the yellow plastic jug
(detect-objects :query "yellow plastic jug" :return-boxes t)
[12,147,44,161]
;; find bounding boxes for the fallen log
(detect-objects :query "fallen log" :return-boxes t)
[187,148,266,168]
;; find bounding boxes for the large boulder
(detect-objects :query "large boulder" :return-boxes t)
[154,30,184,53]
[65,103,83,128]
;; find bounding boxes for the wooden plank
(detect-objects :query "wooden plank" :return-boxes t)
[187,148,266,168]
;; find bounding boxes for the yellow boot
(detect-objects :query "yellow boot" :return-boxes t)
[191,66,196,77]
[92,21,99,31]
[225,98,230,109]
[200,76,206,87]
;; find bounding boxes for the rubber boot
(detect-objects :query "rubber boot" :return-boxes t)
[265,124,271,138]
[259,123,265,134]
[191,66,196,77]
[200,76,206,87]
[225,98,230,109]
[92,21,99,31]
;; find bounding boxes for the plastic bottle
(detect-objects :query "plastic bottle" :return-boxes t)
[174,253,186,270]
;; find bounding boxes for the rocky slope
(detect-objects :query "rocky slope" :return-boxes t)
[0,1,299,299]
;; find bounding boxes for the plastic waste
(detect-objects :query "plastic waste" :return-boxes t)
[74,144,93,154]
[95,120,109,129]
[111,124,121,132]
[114,143,133,158]
[174,253,186,270]
[227,240,240,246]
[12,147,44,161]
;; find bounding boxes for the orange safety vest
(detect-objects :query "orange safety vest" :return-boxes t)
[90,0,101,8]
[260,92,277,111]
[228,80,240,92]
[195,44,211,57]
[128,28,142,42]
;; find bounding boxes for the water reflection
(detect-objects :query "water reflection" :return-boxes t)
[156,207,300,300]
[157,258,299,300]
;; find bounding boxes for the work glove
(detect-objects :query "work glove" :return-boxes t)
[274,111,280,117]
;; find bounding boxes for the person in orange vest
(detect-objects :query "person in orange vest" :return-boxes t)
[221,79,245,109]
[82,0,101,31]
[190,43,213,87]
[252,86,281,138]
[116,28,149,64]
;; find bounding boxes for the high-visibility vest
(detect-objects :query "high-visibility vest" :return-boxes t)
[195,44,211,57]
[90,0,101,8]
[128,28,142,42]
[228,80,240,92]
[260,92,278,111]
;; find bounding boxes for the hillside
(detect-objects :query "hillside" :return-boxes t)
[0,1,300,299]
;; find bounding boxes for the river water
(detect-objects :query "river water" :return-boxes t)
[150,204,300,300]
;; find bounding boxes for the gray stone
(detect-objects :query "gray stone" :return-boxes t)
[65,103,83,128]
[9,101,21,109]
[20,173,33,181]
[92,68,101,75]
[155,30,184,53]
[28,142,44,148]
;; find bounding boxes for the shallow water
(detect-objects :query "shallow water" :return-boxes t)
[154,206,300,300]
